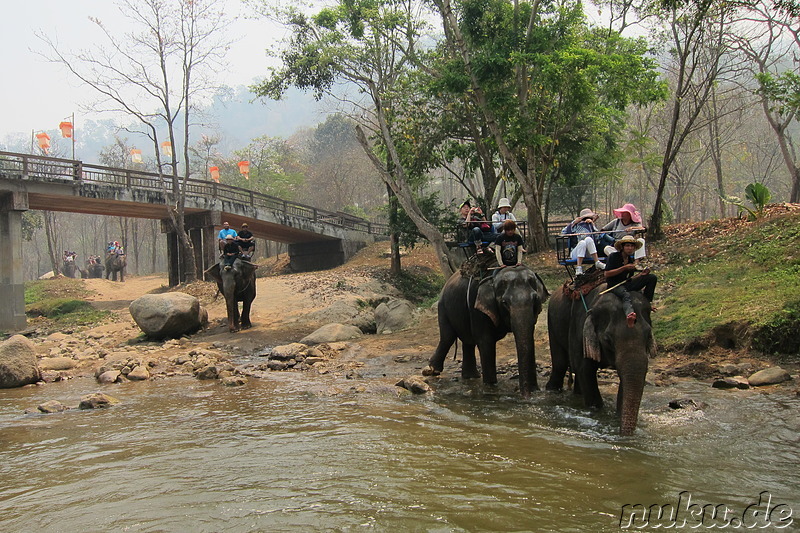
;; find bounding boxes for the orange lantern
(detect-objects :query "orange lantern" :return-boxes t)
[209,166,220,183]
[238,160,250,179]
[59,121,74,138]
[160,141,173,157]
[130,149,143,164]
[35,132,51,153]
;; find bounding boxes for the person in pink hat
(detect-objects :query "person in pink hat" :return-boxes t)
[600,203,646,259]
[560,208,606,275]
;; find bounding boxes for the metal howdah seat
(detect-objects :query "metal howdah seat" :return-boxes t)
[555,229,646,280]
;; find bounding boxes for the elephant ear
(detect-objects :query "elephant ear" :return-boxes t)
[647,331,658,359]
[204,263,222,284]
[534,272,550,303]
[239,260,259,277]
[474,279,500,327]
[583,313,602,362]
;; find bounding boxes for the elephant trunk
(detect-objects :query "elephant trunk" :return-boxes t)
[618,354,648,436]
[511,310,537,398]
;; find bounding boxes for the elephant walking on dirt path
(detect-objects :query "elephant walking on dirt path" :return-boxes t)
[105,253,127,282]
[205,257,258,332]
[423,265,549,398]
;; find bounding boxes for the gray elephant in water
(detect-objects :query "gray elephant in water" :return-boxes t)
[105,253,127,282]
[205,257,257,332]
[423,265,549,398]
[546,283,656,435]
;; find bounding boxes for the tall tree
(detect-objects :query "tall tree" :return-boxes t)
[255,0,460,276]
[39,0,232,281]
[733,0,800,202]
[434,0,665,250]
[647,0,738,238]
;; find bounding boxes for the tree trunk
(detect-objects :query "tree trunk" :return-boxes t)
[43,211,60,276]
[387,185,402,276]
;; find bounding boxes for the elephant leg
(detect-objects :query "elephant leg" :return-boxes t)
[579,359,603,409]
[476,340,497,385]
[460,343,481,380]
[233,302,241,331]
[546,341,569,392]
[423,318,457,376]
[241,297,253,329]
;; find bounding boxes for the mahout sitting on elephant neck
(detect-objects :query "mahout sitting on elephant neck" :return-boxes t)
[546,284,656,435]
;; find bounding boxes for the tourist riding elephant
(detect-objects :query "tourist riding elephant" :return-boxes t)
[205,257,258,332]
[423,265,549,398]
[105,253,127,282]
[62,261,78,278]
[86,262,104,279]
[546,284,656,436]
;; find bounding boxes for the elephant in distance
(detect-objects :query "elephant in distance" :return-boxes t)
[205,257,258,332]
[105,253,127,282]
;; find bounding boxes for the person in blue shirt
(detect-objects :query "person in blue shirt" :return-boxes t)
[218,221,237,253]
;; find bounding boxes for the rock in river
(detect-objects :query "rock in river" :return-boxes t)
[748,367,792,387]
[129,293,207,339]
[0,335,42,388]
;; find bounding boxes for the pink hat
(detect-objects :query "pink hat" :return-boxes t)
[613,203,641,223]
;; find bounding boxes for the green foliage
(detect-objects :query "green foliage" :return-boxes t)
[752,299,800,361]
[21,211,43,242]
[390,268,444,306]
[652,212,800,354]
[756,71,800,117]
[721,182,772,221]
[25,279,90,304]
[26,298,94,318]
[387,192,456,249]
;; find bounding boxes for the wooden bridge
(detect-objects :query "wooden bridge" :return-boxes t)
[0,150,388,331]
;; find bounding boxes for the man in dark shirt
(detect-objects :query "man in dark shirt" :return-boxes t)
[237,223,255,258]
[222,235,241,267]
[604,235,657,327]
[494,219,526,267]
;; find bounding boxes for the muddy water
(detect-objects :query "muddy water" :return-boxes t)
[0,370,797,532]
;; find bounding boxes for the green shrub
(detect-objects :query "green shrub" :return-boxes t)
[26,298,93,317]
[752,299,800,360]
[391,268,444,306]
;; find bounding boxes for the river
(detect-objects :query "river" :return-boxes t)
[1,368,797,532]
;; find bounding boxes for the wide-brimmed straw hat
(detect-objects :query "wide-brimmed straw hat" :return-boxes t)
[578,208,598,221]
[614,235,643,251]
[613,203,642,223]
[498,198,512,209]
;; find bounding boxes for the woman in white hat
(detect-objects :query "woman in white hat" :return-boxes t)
[492,197,516,232]
[560,208,606,275]
[604,235,657,327]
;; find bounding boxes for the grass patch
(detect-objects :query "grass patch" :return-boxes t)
[390,267,445,306]
[25,278,92,304]
[653,210,800,354]
[23,278,110,331]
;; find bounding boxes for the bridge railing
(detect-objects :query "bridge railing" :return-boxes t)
[0,151,388,236]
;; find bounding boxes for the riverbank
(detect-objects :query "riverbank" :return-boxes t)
[14,232,799,403]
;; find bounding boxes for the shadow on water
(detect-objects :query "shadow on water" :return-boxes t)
[0,369,797,532]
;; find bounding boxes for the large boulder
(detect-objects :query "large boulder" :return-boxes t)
[748,367,792,387]
[300,323,363,345]
[375,298,415,334]
[129,293,207,339]
[0,335,42,388]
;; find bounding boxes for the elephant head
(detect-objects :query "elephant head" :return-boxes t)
[474,266,550,397]
[205,258,258,332]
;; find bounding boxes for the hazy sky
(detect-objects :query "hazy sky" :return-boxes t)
[0,0,285,140]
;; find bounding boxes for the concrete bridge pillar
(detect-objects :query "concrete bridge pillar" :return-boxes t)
[0,192,29,332]
[163,211,220,286]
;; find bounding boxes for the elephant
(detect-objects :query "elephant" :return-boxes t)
[86,262,105,279]
[205,257,258,332]
[62,261,78,278]
[545,283,656,436]
[105,253,127,282]
[423,265,549,398]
